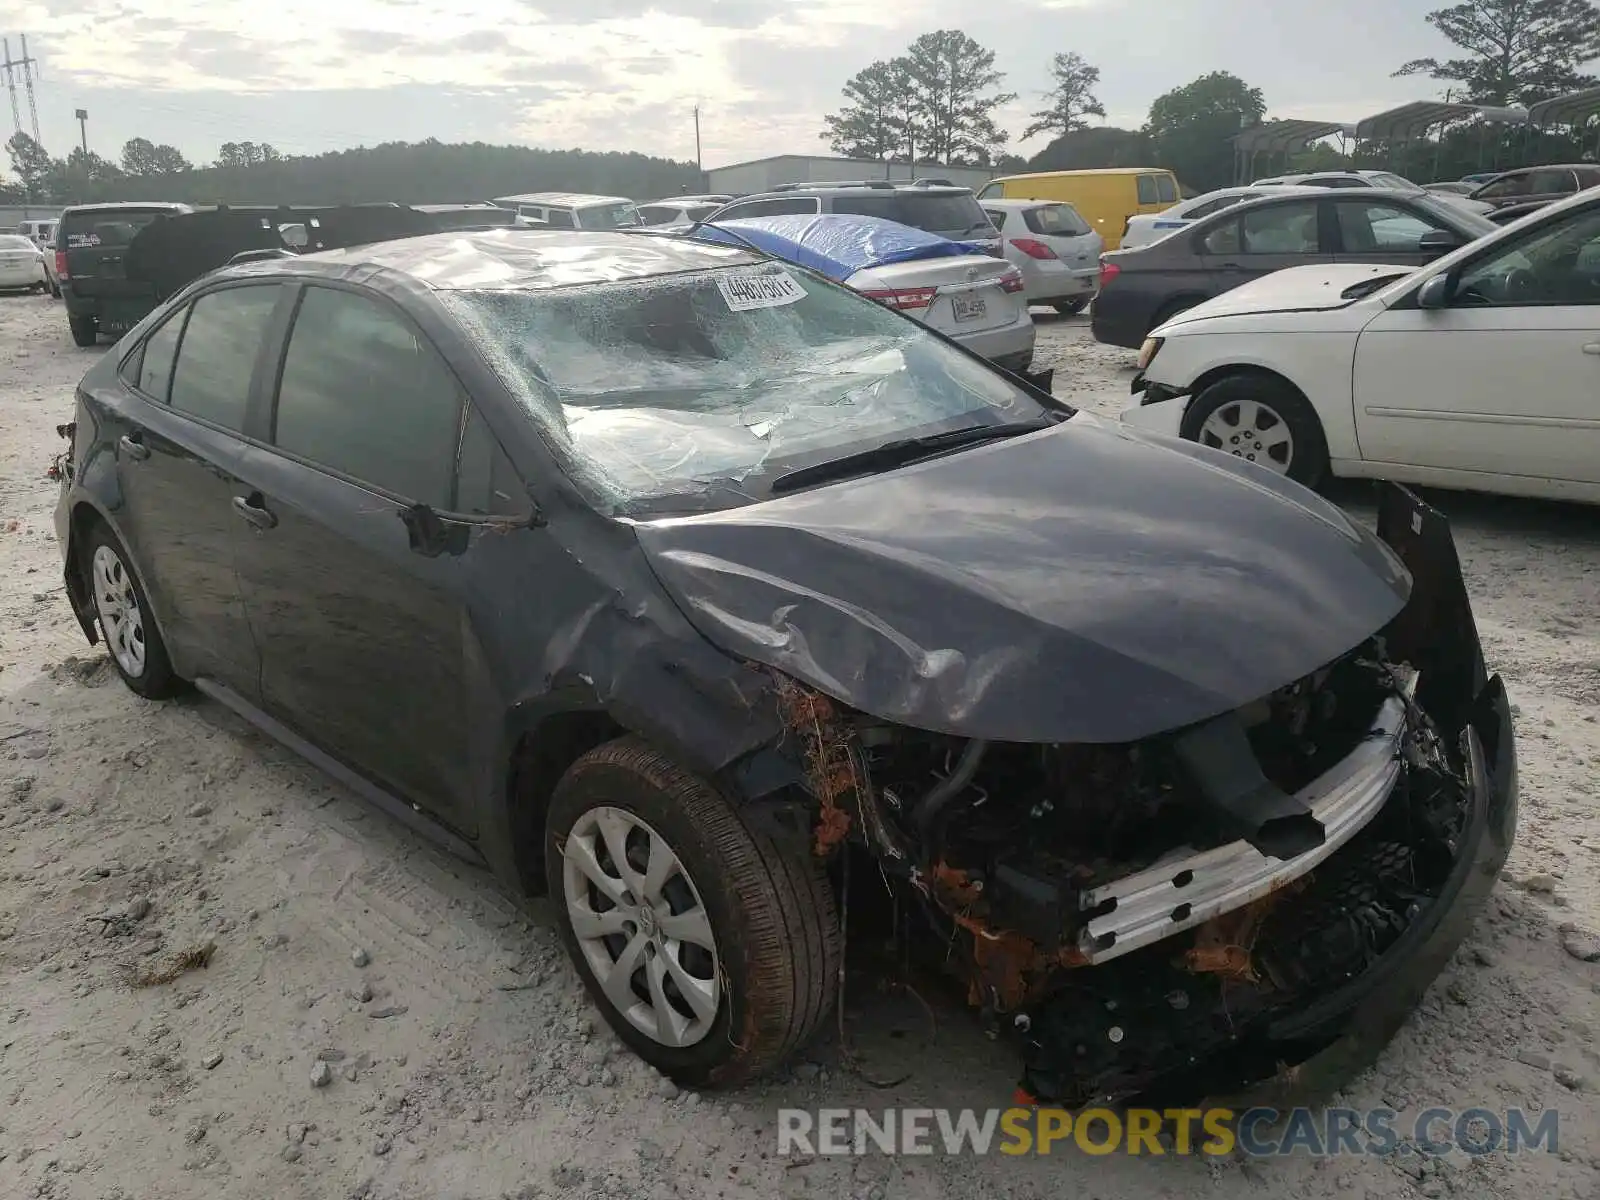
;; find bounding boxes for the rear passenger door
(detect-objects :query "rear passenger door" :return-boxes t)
[109,283,286,693]
[228,282,524,830]
[1198,199,1331,292]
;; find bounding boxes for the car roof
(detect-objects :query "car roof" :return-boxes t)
[492,192,633,208]
[980,197,1080,209]
[215,228,762,292]
[991,168,1170,179]
[61,202,192,215]
[758,182,972,196]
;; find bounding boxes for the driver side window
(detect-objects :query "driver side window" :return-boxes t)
[1456,206,1600,307]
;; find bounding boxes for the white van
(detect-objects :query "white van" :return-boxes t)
[17,218,56,248]
[490,192,640,230]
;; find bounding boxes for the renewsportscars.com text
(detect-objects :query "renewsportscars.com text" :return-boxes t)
[777,1106,1563,1158]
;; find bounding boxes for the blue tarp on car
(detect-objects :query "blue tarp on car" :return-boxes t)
[691,214,981,282]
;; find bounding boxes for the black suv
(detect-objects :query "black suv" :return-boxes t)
[57,202,192,346]
[53,226,1515,1102]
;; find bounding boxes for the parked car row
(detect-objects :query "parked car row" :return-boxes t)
[1091,188,1500,348]
[1121,182,1600,505]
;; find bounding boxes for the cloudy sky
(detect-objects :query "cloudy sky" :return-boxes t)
[2,0,1473,170]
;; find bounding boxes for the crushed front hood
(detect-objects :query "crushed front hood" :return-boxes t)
[636,415,1410,744]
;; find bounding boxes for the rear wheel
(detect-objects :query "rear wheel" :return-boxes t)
[69,315,97,348]
[546,737,839,1088]
[1052,298,1089,316]
[1179,373,1329,488]
[83,523,181,699]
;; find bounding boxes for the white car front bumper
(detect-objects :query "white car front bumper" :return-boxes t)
[1120,393,1188,437]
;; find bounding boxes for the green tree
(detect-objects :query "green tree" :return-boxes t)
[1027,126,1153,171]
[1022,52,1105,142]
[121,137,158,174]
[822,60,916,160]
[1145,71,1266,192]
[53,147,123,202]
[1395,0,1600,105]
[899,30,1016,165]
[6,132,55,198]
[123,136,192,175]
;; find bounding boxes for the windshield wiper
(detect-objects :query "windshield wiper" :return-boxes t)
[768,420,1055,494]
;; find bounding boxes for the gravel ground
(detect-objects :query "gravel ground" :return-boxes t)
[1,294,1597,1200]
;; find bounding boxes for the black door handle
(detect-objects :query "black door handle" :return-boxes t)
[118,433,150,461]
[231,493,278,530]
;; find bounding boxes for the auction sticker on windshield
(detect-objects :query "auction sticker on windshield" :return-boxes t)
[717,269,807,312]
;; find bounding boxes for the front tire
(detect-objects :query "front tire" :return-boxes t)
[69,315,98,347]
[83,524,181,699]
[1180,373,1330,488]
[546,737,839,1088]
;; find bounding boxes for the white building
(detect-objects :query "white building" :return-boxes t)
[705,155,1001,197]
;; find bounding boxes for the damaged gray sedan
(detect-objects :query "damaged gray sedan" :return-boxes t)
[52,228,1516,1104]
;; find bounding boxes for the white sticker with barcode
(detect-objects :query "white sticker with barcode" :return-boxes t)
[716,269,807,312]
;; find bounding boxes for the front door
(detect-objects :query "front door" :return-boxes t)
[111,285,284,693]
[228,283,480,827]
[1328,197,1452,269]
[1353,201,1600,486]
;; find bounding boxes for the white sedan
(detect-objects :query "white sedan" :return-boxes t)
[0,234,49,293]
[1122,186,1600,506]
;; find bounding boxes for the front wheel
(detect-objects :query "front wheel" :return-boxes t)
[1180,374,1329,488]
[83,523,182,698]
[546,738,839,1088]
[69,315,98,347]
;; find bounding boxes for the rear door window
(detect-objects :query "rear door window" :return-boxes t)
[543,209,576,229]
[1023,204,1093,237]
[167,285,283,430]
[60,208,173,251]
[1529,169,1579,196]
[272,285,463,508]
[832,191,991,238]
[718,197,821,219]
[1240,201,1322,253]
[1136,176,1160,205]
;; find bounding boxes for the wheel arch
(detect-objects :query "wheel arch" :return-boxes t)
[503,708,628,896]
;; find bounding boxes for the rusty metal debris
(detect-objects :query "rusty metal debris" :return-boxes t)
[771,675,861,857]
[925,861,1087,1012]
[122,939,217,988]
[1182,889,1294,983]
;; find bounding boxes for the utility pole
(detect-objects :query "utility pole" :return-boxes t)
[3,37,22,137]
[21,35,39,142]
[693,105,703,189]
[75,107,87,154]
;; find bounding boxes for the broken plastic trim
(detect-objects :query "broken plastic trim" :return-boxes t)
[1076,674,1415,965]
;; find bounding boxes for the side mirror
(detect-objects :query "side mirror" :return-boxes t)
[1416,273,1454,309]
[1418,229,1463,258]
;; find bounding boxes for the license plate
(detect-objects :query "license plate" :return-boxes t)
[952,293,987,323]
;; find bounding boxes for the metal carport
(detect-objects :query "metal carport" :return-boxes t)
[1231,120,1353,184]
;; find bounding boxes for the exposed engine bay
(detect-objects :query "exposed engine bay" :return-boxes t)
[775,634,1482,1107]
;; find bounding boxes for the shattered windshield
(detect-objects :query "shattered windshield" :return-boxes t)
[442,264,1052,514]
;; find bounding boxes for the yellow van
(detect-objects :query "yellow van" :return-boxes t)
[977,168,1181,251]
